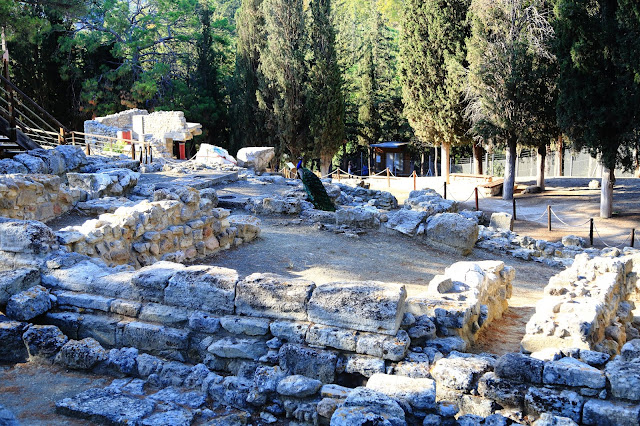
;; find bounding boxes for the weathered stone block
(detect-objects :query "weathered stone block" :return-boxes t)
[0,321,28,362]
[543,357,606,389]
[6,285,51,321]
[308,281,406,335]
[331,387,405,426]
[355,330,410,361]
[208,337,267,360]
[477,372,527,409]
[57,338,107,370]
[366,373,436,411]
[55,388,155,424]
[269,320,309,344]
[120,321,188,352]
[605,360,640,401]
[494,353,544,384]
[56,291,113,312]
[425,213,479,255]
[131,261,184,302]
[22,324,68,360]
[164,265,237,315]
[276,375,322,397]
[0,218,57,254]
[188,311,221,334]
[582,398,640,426]
[431,355,493,392]
[343,354,385,377]
[524,387,584,423]
[220,316,270,336]
[139,303,188,326]
[235,273,315,321]
[0,267,40,306]
[279,343,337,383]
[306,324,358,351]
[489,212,513,231]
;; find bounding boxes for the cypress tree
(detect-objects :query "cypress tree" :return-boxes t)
[257,0,308,161]
[307,0,346,175]
[399,0,472,183]
[555,0,640,217]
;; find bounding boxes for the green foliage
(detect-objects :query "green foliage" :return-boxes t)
[554,0,640,170]
[257,0,308,159]
[307,0,346,170]
[399,0,472,149]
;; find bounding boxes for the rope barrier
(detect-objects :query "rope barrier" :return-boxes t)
[518,209,549,223]
[445,187,478,203]
[550,209,592,229]
[592,222,632,249]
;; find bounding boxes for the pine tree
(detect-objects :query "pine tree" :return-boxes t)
[307,0,346,175]
[257,0,308,161]
[555,0,640,217]
[466,0,556,199]
[399,0,472,183]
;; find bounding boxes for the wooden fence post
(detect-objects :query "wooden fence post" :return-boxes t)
[547,205,552,231]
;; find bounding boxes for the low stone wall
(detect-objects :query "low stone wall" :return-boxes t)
[0,174,80,222]
[522,253,640,355]
[0,146,88,175]
[55,187,261,268]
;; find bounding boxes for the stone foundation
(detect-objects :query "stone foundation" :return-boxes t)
[55,188,260,268]
[522,253,640,356]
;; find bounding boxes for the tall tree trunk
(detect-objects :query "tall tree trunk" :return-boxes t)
[600,165,614,218]
[536,144,546,190]
[473,143,484,175]
[320,151,333,177]
[420,152,425,176]
[434,146,438,177]
[503,139,517,200]
[441,142,450,183]
[556,134,563,177]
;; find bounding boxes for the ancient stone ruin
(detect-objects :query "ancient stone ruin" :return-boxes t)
[1,144,640,425]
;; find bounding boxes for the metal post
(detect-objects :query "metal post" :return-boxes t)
[512,198,516,221]
[444,181,447,199]
[590,218,594,246]
[475,187,479,211]
[547,205,552,231]
[631,228,635,248]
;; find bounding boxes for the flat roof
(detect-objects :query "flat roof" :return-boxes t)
[371,141,409,148]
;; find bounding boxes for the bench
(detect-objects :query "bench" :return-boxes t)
[450,173,495,184]
[478,179,504,197]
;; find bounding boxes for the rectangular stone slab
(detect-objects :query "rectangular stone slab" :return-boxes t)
[307,281,407,336]
[164,265,238,315]
[235,273,315,321]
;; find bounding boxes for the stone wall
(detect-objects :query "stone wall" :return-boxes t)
[55,187,261,268]
[94,109,149,130]
[0,174,80,222]
[522,253,640,356]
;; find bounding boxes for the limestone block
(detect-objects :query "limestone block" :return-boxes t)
[384,209,428,236]
[331,387,405,426]
[477,372,528,409]
[6,285,51,321]
[278,343,337,383]
[0,158,27,174]
[110,299,142,317]
[489,212,513,231]
[208,337,267,360]
[276,375,322,397]
[355,330,410,361]
[132,261,185,303]
[55,388,155,424]
[0,321,28,363]
[57,337,107,370]
[77,314,120,347]
[299,209,336,224]
[532,413,578,426]
[120,321,189,352]
[270,321,310,344]
[543,356,606,389]
[343,354,385,377]
[524,387,584,423]
[494,353,544,384]
[405,189,457,215]
[220,316,270,336]
[42,259,110,293]
[620,339,640,362]
[425,213,479,255]
[605,359,640,401]
[0,218,57,254]
[236,147,275,172]
[431,355,493,392]
[139,303,188,326]
[306,324,358,351]
[164,265,238,315]
[0,267,40,306]
[22,324,68,360]
[236,273,315,321]
[562,235,586,248]
[56,291,113,312]
[26,148,66,174]
[335,207,378,228]
[54,145,88,171]
[366,373,436,411]
[308,281,406,335]
[188,311,221,334]
[44,312,80,340]
[12,154,47,173]
[582,398,640,426]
